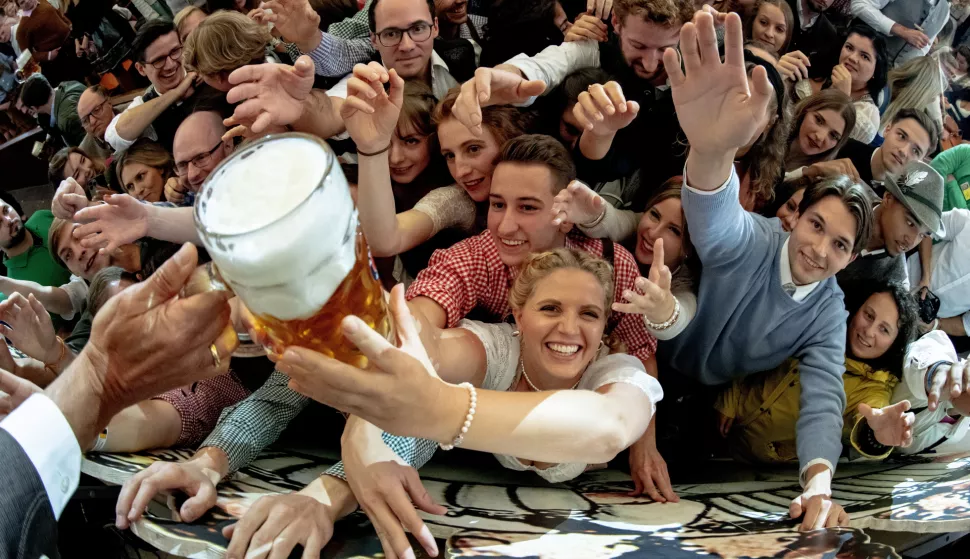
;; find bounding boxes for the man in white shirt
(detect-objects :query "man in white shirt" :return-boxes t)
[0,243,236,557]
[908,208,970,344]
[851,0,951,66]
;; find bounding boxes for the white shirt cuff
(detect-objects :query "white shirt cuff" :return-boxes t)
[799,457,834,489]
[682,165,735,195]
[0,394,81,519]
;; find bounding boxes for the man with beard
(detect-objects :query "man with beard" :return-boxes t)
[0,199,70,305]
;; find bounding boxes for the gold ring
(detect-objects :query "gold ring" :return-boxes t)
[210,344,221,368]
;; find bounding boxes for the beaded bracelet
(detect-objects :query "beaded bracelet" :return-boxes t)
[644,297,681,331]
[440,382,477,451]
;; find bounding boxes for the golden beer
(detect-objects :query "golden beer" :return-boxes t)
[194,133,390,368]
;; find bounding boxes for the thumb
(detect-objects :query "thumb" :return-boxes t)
[294,55,315,77]
[518,79,547,98]
[221,522,236,539]
[132,243,199,308]
[789,496,804,519]
[179,481,216,522]
[388,68,405,108]
[857,402,874,421]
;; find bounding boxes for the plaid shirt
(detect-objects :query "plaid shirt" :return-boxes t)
[406,231,658,365]
[306,34,375,78]
[152,372,251,448]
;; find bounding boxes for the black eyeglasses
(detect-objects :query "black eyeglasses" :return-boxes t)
[147,46,183,70]
[79,99,110,124]
[376,21,432,47]
[175,140,223,176]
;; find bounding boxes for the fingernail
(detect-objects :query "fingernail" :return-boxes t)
[282,348,301,364]
[115,514,124,528]
[342,316,359,334]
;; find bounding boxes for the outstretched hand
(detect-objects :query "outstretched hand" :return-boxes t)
[859,401,914,448]
[926,359,970,411]
[340,62,404,153]
[454,67,546,135]
[227,55,315,133]
[665,11,773,169]
[572,81,640,136]
[551,180,604,227]
[72,194,149,253]
[613,239,677,326]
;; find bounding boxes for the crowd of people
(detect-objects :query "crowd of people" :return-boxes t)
[0,0,970,557]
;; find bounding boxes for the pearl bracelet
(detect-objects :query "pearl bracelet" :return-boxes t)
[440,382,477,451]
[644,296,681,331]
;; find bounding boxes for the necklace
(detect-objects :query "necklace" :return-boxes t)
[518,357,582,392]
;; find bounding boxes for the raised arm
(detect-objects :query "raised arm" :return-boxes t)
[112,74,197,148]
[73,196,199,252]
[0,277,74,316]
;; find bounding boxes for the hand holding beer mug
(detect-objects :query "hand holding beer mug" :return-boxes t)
[187,133,390,367]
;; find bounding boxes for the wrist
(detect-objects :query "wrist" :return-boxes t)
[434,381,473,444]
[193,446,231,479]
[685,150,736,191]
[44,350,108,446]
[320,474,359,519]
[299,29,323,54]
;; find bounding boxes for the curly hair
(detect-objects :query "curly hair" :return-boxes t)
[613,0,694,27]
[843,280,919,378]
[509,248,615,314]
[182,10,270,77]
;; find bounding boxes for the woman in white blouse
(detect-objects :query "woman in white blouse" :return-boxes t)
[782,23,888,144]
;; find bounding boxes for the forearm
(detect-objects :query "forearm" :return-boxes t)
[685,149,736,192]
[292,90,345,138]
[114,92,180,142]
[358,152,434,257]
[0,278,72,316]
[326,416,439,480]
[850,0,895,35]
[578,130,617,162]
[93,399,181,452]
[917,236,933,285]
[940,315,968,337]
[430,383,650,464]
[305,33,375,78]
[579,206,640,242]
[145,205,201,245]
[307,474,359,520]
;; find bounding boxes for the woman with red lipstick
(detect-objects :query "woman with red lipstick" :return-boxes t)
[784,24,888,144]
[784,89,857,178]
[346,77,530,284]
[550,177,700,340]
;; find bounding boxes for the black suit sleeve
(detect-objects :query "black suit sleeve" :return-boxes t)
[0,429,61,559]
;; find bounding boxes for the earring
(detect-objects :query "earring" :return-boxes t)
[511,329,520,338]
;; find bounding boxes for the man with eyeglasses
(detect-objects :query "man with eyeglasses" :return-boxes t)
[168,111,233,206]
[224,0,478,140]
[106,19,223,153]
[17,74,85,148]
[76,86,117,162]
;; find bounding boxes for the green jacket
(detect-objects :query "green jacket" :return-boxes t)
[51,80,86,148]
[930,145,970,212]
[1,210,72,303]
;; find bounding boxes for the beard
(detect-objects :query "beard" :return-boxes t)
[1,222,25,250]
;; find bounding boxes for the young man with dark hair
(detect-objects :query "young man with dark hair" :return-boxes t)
[657,11,886,530]
[837,160,946,287]
[106,19,223,152]
[18,74,86,148]
[810,108,939,187]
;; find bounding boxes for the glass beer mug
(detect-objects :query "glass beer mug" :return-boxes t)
[188,133,390,368]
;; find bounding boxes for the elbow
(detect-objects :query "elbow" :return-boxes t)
[369,242,399,258]
[587,411,640,463]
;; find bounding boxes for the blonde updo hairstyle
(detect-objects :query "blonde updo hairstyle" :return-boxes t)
[509,248,615,318]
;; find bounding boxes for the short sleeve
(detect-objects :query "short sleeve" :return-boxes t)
[412,185,478,235]
[580,354,663,415]
[59,275,88,320]
[455,319,519,391]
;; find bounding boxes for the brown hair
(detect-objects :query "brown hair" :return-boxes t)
[509,248,615,313]
[182,10,270,77]
[786,89,856,169]
[889,107,940,153]
[496,134,577,192]
[740,61,790,210]
[398,81,439,150]
[613,0,694,27]
[743,0,794,54]
[47,217,71,269]
[48,147,104,186]
[175,6,206,40]
[87,266,139,317]
[115,138,176,194]
[433,86,534,148]
[797,174,874,255]
[638,177,698,293]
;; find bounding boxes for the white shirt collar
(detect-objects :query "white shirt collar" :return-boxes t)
[780,237,820,302]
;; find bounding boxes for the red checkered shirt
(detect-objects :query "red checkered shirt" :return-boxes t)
[153,371,251,447]
[406,230,658,364]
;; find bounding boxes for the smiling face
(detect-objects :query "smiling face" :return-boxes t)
[63,151,99,185]
[371,0,438,79]
[136,31,185,94]
[879,118,930,175]
[513,268,608,388]
[634,197,686,269]
[751,3,788,55]
[613,13,681,81]
[798,109,846,156]
[435,0,467,25]
[0,201,24,250]
[839,33,877,91]
[55,223,112,281]
[389,123,432,183]
[788,195,858,285]
[879,194,928,256]
[120,161,165,202]
[776,187,805,232]
[848,291,899,361]
[487,163,565,268]
[438,116,501,202]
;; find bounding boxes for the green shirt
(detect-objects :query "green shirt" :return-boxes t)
[930,145,970,212]
[1,210,71,303]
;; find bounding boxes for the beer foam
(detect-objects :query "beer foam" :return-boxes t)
[198,135,358,321]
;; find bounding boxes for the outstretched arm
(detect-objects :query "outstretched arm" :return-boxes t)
[73,197,199,252]
[0,277,74,317]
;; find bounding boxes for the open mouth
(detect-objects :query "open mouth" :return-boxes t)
[546,342,581,357]
[896,241,906,254]
[800,251,823,271]
[461,177,485,191]
[639,236,653,255]
[499,238,525,248]
[856,332,872,349]
[390,165,413,176]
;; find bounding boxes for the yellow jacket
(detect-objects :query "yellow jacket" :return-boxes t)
[714,357,898,464]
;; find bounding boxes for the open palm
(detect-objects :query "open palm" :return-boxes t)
[227,56,315,133]
[665,11,772,156]
[73,194,149,252]
[340,64,404,153]
[860,401,914,448]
